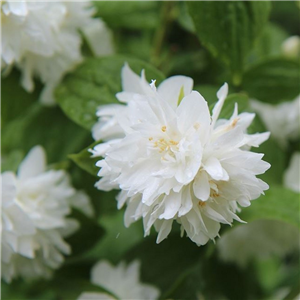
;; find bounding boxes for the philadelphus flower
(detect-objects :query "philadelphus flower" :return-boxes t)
[1,146,93,282]
[78,260,160,300]
[91,64,270,246]
[1,0,113,105]
[251,96,300,148]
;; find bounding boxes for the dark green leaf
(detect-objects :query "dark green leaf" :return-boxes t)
[93,1,159,30]
[188,1,271,84]
[65,209,105,258]
[55,55,165,130]
[86,210,144,264]
[242,58,300,103]
[1,68,41,127]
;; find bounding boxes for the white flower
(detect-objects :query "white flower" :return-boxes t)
[78,260,160,300]
[281,35,300,59]
[92,64,270,246]
[1,146,93,282]
[217,220,299,267]
[283,152,300,193]
[1,1,113,105]
[251,96,300,148]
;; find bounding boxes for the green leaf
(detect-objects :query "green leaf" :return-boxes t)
[240,186,300,229]
[93,1,159,30]
[86,210,144,264]
[248,23,288,62]
[242,58,300,103]
[187,1,271,84]
[55,55,165,130]
[65,209,105,258]
[1,149,25,173]
[2,103,90,164]
[219,93,249,119]
[126,232,206,295]
[69,141,100,177]
[1,68,41,127]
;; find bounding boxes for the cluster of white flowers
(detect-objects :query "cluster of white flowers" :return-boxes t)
[1,146,93,282]
[1,0,113,105]
[91,64,271,246]
[78,260,160,300]
[251,96,300,148]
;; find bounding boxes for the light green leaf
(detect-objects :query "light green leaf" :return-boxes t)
[55,55,165,130]
[240,186,300,229]
[248,23,288,62]
[69,141,100,177]
[187,1,271,85]
[242,58,300,103]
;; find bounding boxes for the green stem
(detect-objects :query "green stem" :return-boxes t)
[151,2,176,67]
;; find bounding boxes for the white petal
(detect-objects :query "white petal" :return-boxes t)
[176,91,210,133]
[18,146,46,180]
[193,171,210,201]
[204,157,229,181]
[82,19,114,57]
[159,192,181,219]
[157,75,193,109]
[284,152,300,193]
[212,83,228,126]
[178,186,193,217]
[121,63,152,95]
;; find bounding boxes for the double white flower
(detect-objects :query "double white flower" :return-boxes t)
[1,1,113,105]
[92,64,270,246]
[78,260,160,300]
[1,146,93,282]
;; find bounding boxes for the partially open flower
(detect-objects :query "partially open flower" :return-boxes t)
[92,64,270,246]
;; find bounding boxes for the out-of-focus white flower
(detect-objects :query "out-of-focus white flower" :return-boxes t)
[1,146,93,282]
[217,219,299,267]
[251,96,300,148]
[281,35,300,59]
[78,260,160,300]
[1,1,113,105]
[92,64,270,246]
[284,152,300,193]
